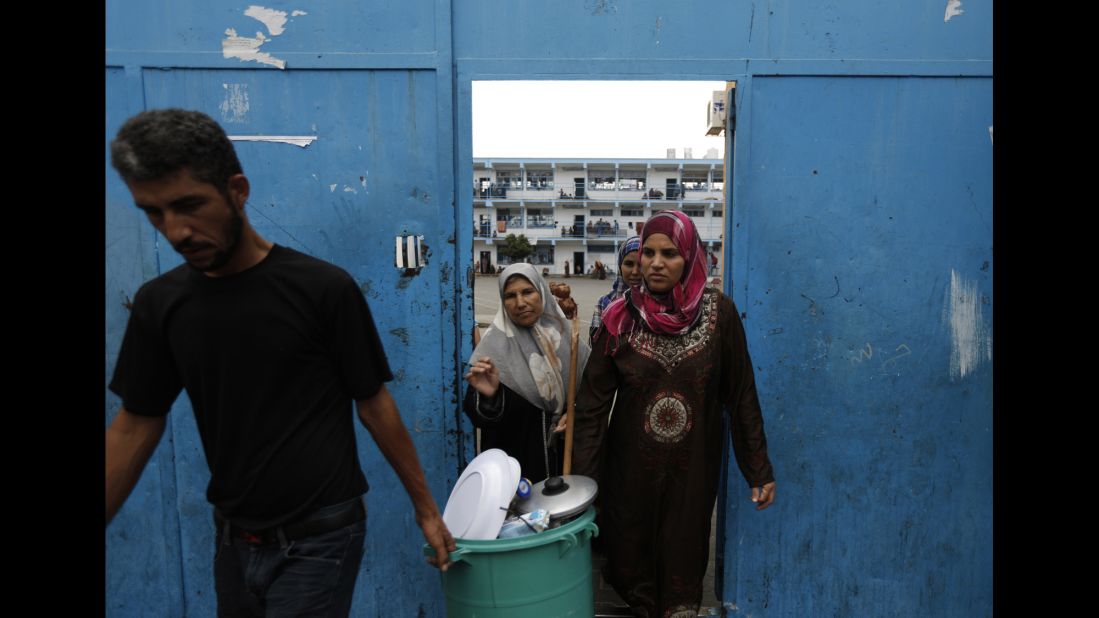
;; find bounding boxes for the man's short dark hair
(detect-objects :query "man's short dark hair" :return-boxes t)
[110,108,243,194]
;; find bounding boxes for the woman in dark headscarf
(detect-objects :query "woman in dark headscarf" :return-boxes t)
[464,263,591,483]
[589,235,643,344]
[572,210,776,618]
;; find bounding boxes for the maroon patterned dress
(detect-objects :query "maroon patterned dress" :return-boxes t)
[572,288,774,618]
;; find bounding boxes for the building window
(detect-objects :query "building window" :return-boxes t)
[589,175,616,191]
[531,246,555,265]
[526,170,554,190]
[526,208,555,228]
[713,209,724,217]
[496,208,521,228]
[475,177,495,198]
[590,209,613,216]
[621,208,643,217]
[681,172,709,191]
[684,208,705,217]
[617,172,646,191]
[495,171,523,189]
[587,243,615,254]
[475,214,493,237]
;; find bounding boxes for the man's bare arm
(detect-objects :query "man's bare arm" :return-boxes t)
[106,407,167,525]
[356,385,456,571]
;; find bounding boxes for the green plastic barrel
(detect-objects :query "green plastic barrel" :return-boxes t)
[424,507,600,617]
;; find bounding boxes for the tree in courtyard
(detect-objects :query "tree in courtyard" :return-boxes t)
[497,233,534,263]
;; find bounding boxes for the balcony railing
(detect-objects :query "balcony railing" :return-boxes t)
[474,183,722,203]
[474,225,724,242]
[474,185,510,199]
[475,182,562,199]
[476,177,725,197]
[555,228,629,239]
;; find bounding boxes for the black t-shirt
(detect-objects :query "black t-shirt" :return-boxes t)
[110,245,393,529]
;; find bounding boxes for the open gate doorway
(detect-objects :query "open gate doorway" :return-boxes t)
[466,79,738,615]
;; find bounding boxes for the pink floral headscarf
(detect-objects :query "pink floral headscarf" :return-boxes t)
[600,210,709,341]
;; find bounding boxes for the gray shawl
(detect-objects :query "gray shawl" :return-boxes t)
[470,263,591,422]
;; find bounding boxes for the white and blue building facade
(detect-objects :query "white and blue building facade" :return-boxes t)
[473,157,725,274]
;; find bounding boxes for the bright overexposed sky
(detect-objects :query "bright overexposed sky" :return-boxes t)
[472,81,727,159]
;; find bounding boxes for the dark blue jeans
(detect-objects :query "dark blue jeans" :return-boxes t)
[214,500,366,617]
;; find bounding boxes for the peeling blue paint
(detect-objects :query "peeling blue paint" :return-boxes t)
[389,327,410,345]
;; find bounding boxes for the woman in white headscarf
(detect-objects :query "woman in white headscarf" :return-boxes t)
[464,263,591,483]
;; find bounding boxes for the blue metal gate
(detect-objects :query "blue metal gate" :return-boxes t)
[725,75,992,615]
[107,1,992,615]
[106,2,463,615]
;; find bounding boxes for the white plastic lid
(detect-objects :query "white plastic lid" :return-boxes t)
[442,449,521,540]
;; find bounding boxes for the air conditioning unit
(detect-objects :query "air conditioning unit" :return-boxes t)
[706,90,726,136]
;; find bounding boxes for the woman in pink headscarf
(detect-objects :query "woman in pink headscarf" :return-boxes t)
[572,210,776,618]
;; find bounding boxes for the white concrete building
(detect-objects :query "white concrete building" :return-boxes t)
[473,157,725,276]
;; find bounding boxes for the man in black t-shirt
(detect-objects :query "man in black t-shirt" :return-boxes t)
[105,109,455,616]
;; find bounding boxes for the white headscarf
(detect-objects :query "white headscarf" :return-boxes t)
[470,263,591,419]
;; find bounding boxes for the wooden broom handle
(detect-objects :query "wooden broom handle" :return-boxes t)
[562,317,580,475]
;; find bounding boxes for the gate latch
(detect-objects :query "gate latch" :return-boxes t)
[395,233,425,274]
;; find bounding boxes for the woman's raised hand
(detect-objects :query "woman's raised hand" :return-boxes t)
[465,357,500,398]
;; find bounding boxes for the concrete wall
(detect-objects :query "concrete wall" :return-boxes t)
[107,0,991,615]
